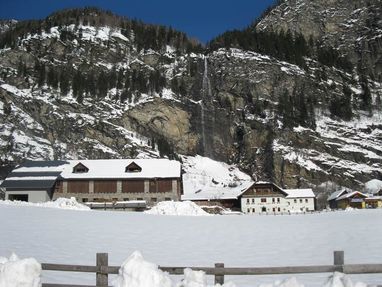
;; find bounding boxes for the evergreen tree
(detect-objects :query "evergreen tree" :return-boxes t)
[359,74,372,111]
[47,67,59,89]
[329,84,353,121]
[97,71,109,98]
[277,89,294,129]
[263,124,275,182]
[35,61,46,87]
[59,69,70,95]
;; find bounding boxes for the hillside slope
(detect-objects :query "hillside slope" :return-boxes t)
[0,5,381,195]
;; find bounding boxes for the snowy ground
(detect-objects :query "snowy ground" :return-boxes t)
[0,206,381,287]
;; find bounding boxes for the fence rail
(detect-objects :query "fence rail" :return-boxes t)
[41,251,382,287]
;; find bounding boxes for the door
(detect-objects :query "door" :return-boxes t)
[8,194,29,202]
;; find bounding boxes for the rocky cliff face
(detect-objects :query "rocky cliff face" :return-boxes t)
[256,0,382,80]
[0,4,381,195]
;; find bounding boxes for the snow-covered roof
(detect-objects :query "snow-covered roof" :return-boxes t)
[0,161,68,190]
[1,159,182,190]
[336,191,368,201]
[327,189,349,201]
[284,189,315,198]
[181,181,254,201]
[59,159,181,179]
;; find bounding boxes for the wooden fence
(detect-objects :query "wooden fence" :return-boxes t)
[41,251,382,287]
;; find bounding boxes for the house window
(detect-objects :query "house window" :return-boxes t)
[82,198,88,203]
[294,199,297,203]
[305,198,308,203]
[165,197,171,201]
[252,208,255,213]
[278,207,281,212]
[123,198,129,201]
[151,197,157,202]
[277,198,280,203]
[247,208,251,213]
[261,198,266,203]
[272,207,276,212]
[300,199,303,203]
[125,162,142,173]
[272,198,275,203]
[247,198,250,204]
[72,163,89,173]
[137,197,143,201]
[252,198,255,203]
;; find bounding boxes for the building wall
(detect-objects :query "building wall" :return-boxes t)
[241,196,315,214]
[6,190,51,203]
[53,178,181,204]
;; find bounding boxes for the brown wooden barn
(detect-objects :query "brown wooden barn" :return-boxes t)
[53,159,183,205]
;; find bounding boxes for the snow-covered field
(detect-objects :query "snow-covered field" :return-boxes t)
[0,206,381,287]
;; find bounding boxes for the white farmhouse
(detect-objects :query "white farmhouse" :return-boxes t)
[241,182,315,214]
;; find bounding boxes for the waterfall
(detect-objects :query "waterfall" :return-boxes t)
[202,56,212,98]
[200,56,213,156]
[200,101,206,154]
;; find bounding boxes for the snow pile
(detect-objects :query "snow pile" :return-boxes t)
[144,201,210,216]
[322,272,367,287]
[364,179,382,194]
[179,268,235,287]
[0,253,41,287]
[113,251,235,287]
[0,197,90,211]
[113,251,173,287]
[182,155,253,201]
[258,277,303,287]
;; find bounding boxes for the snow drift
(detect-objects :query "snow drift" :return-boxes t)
[144,201,210,216]
[113,251,173,287]
[0,197,90,211]
[113,251,235,287]
[0,253,41,287]
[322,272,367,287]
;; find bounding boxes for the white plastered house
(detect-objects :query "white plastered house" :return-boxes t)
[240,182,315,214]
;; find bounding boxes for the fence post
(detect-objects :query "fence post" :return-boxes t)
[96,253,108,287]
[215,263,224,285]
[334,251,344,272]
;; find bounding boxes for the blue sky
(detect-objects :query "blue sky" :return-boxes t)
[0,0,276,43]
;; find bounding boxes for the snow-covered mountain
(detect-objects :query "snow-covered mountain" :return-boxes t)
[0,5,381,196]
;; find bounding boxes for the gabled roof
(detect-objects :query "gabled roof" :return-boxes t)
[244,182,289,196]
[327,189,349,201]
[336,191,368,201]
